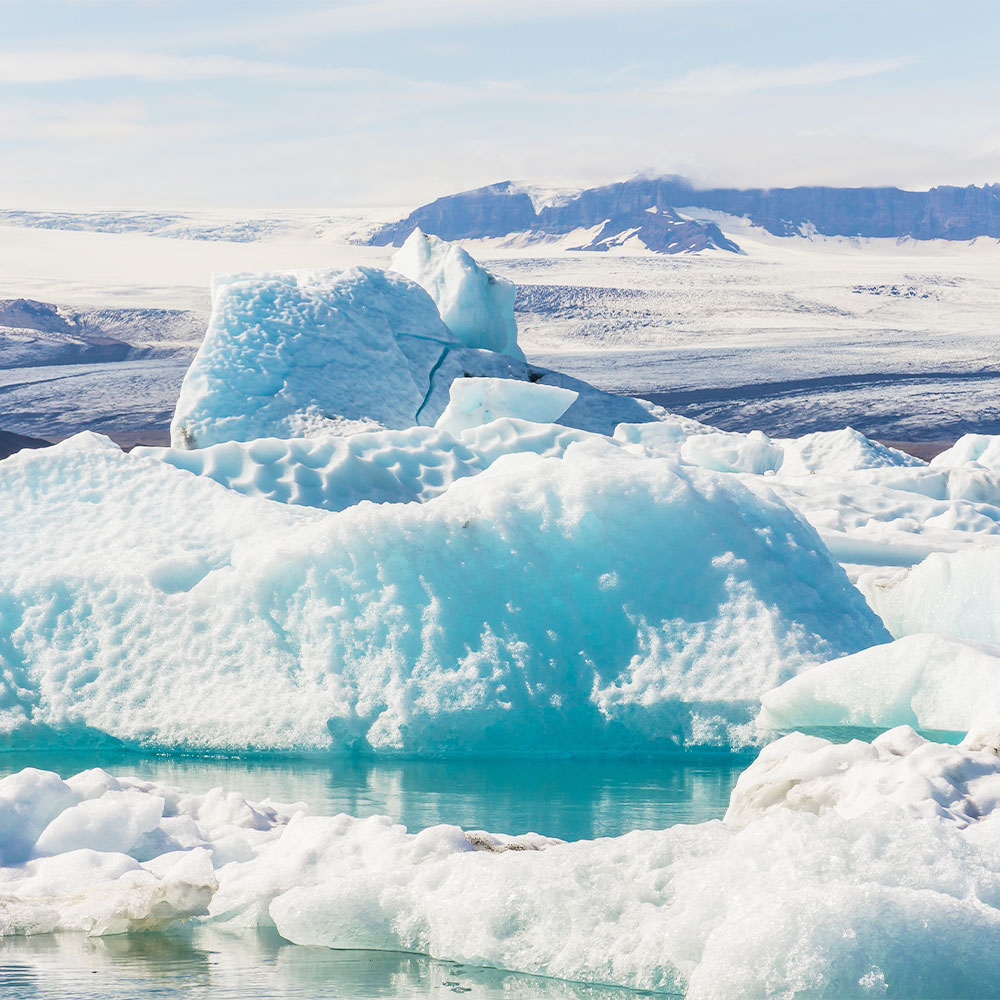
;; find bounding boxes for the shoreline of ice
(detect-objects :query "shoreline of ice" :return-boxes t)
[4,724,1000,998]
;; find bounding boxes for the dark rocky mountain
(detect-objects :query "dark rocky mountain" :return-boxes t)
[367,175,1000,252]
[570,207,741,253]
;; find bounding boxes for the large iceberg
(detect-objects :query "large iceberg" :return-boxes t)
[169,267,459,448]
[168,263,664,449]
[390,228,523,359]
[0,430,886,753]
[7,728,1000,997]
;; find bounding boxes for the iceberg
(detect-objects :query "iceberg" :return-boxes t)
[858,545,1000,642]
[0,430,886,754]
[758,633,1000,734]
[168,264,666,449]
[169,266,458,448]
[932,433,1000,470]
[7,729,1000,996]
[390,228,524,359]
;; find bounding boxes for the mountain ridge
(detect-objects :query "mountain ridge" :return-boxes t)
[367,176,1000,253]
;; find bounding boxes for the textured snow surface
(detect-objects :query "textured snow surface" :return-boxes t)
[137,415,1000,574]
[0,431,885,754]
[9,734,1000,997]
[134,411,590,514]
[758,633,1000,734]
[391,229,524,359]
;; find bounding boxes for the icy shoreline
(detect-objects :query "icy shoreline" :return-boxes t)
[4,725,1000,998]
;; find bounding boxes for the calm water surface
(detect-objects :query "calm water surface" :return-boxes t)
[0,749,747,841]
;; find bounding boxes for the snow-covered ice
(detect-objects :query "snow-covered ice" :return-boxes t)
[932,433,1000,470]
[0,429,885,754]
[391,229,524,359]
[859,545,1000,643]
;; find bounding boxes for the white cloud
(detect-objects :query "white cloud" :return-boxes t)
[0,50,360,84]
[649,56,915,98]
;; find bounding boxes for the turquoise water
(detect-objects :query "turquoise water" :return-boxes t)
[0,749,746,842]
[0,750,742,999]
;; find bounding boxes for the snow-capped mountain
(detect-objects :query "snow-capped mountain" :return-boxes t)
[367,175,1000,252]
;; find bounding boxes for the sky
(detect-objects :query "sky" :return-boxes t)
[0,0,998,212]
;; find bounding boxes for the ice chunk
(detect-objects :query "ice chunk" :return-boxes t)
[0,431,886,754]
[680,429,784,475]
[758,633,1000,734]
[434,377,578,436]
[932,433,1000,469]
[391,229,523,359]
[170,267,457,449]
[34,789,165,856]
[777,427,923,477]
[725,725,1000,827]
[858,545,1000,642]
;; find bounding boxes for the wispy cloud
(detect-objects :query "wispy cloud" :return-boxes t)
[651,56,915,98]
[0,50,359,84]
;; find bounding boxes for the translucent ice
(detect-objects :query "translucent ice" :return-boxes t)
[391,229,523,359]
[434,377,578,436]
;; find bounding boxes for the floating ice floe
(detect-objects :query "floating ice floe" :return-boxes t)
[0,429,885,754]
[390,228,524,359]
[758,633,1000,734]
[8,730,1000,997]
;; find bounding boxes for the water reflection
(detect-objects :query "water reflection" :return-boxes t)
[0,750,745,842]
[0,928,665,1000]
